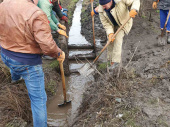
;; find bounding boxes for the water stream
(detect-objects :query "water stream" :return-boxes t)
[47,0,94,126]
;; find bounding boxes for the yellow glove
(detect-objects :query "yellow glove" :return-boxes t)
[57,51,65,63]
[129,9,137,18]
[91,10,95,17]
[108,33,115,43]
[58,23,66,31]
[58,29,68,38]
[152,2,157,9]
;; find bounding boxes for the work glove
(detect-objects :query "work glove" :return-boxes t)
[58,23,66,31]
[91,6,99,17]
[60,15,68,23]
[129,9,137,18]
[62,11,67,17]
[57,29,68,38]
[91,10,95,17]
[57,51,65,63]
[108,33,115,43]
[152,2,157,9]
[62,8,68,12]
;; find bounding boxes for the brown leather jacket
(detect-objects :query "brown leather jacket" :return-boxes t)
[0,0,61,58]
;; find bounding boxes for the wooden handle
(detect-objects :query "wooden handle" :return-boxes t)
[161,10,170,37]
[91,1,96,52]
[93,17,131,63]
[59,61,66,102]
[165,10,170,28]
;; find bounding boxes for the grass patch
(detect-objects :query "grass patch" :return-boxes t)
[97,62,108,70]
[46,79,57,96]
[49,60,59,69]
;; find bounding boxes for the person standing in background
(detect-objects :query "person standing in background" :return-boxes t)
[153,0,170,44]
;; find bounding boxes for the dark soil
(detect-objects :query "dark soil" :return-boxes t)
[71,0,170,126]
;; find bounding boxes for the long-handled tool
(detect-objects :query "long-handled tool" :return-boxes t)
[58,61,71,107]
[78,17,131,77]
[158,10,170,46]
[90,0,96,54]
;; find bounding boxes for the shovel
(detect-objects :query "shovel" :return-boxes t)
[78,17,131,77]
[158,10,170,46]
[90,0,96,53]
[58,61,71,107]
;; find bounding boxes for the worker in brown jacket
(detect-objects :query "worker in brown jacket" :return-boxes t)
[0,0,64,126]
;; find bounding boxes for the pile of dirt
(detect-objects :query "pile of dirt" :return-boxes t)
[71,0,170,126]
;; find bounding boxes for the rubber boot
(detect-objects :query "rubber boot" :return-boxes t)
[167,32,170,44]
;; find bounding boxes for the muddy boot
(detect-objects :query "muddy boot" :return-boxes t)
[167,32,170,44]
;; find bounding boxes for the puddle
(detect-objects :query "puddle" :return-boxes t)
[47,0,94,126]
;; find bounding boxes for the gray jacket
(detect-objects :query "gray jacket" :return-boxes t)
[153,0,170,10]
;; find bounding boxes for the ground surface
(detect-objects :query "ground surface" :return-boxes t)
[71,0,170,127]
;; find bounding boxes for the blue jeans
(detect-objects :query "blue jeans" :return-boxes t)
[160,9,170,31]
[1,53,47,127]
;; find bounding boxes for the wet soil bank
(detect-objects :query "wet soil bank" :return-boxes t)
[72,0,170,126]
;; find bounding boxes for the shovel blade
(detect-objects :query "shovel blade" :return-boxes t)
[78,63,95,77]
[158,36,166,46]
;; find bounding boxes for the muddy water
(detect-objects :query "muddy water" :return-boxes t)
[47,0,94,126]
[68,0,89,45]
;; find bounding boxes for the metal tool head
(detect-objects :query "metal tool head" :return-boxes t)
[158,35,166,46]
[58,100,71,107]
[78,63,95,77]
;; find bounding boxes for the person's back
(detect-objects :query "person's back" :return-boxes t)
[0,0,44,54]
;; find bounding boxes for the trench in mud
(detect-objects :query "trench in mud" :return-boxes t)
[47,0,96,126]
